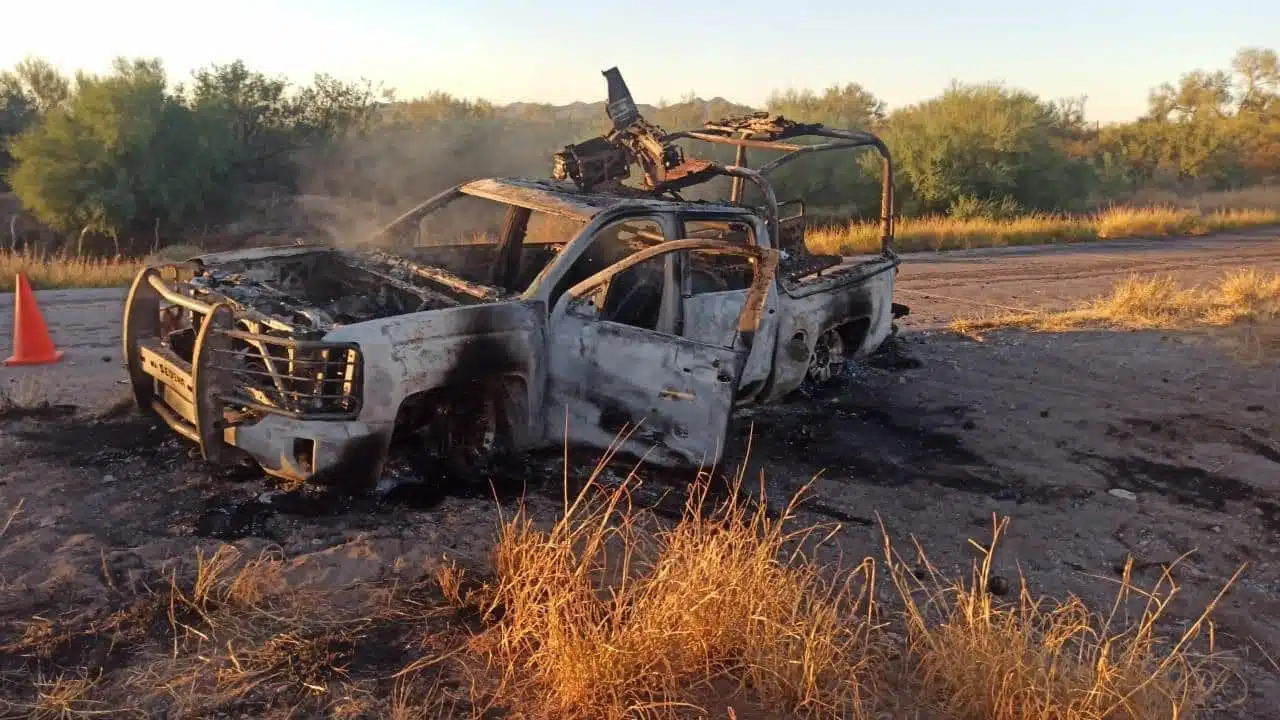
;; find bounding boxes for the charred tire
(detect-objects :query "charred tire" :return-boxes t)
[425,381,518,474]
[805,327,848,386]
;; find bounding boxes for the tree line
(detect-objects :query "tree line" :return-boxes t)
[1,48,1277,254]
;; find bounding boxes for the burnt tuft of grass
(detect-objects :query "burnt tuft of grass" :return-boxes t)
[0,542,463,718]
[0,377,77,421]
[141,544,436,716]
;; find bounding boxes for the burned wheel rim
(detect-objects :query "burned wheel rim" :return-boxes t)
[807,329,847,385]
[457,395,499,459]
[433,390,500,467]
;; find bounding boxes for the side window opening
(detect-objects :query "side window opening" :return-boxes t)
[681,219,757,294]
[682,218,754,245]
[549,217,665,311]
[400,195,586,294]
[570,246,763,351]
[678,247,762,348]
[598,254,669,331]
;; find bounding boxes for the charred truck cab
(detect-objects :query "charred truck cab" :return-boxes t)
[121,67,905,488]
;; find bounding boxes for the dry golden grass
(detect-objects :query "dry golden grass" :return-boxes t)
[1094,207,1207,239]
[0,447,1247,719]
[422,442,1238,720]
[1125,186,1280,212]
[1096,207,1280,239]
[884,516,1240,720]
[465,456,879,720]
[0,251,144,291]
[808,213,1096,254]
[1204,208,1280,232]
[5,185,1280,289]
[809,204,1280,256]
[951,268,1280,353]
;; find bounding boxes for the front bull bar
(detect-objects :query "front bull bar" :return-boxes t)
[122,267,363,466]
[123,267,240,464]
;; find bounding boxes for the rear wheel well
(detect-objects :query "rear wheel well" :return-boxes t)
[833,317,871,356]
[803,317,871,386]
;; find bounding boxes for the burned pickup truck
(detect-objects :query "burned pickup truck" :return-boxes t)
[121,68,905,488]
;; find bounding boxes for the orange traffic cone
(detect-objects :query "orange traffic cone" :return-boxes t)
[4,274,64,366]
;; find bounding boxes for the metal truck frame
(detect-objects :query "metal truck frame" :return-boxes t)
[120,67,904,488]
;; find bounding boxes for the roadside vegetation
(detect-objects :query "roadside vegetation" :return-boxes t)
[950,267,1280,361]
[952,267,1280,332]
[0,250,142,291]
[0,46,1277,288]
[810,194,1280,254]
[3,197,1279,290]
[0,461,1243,718]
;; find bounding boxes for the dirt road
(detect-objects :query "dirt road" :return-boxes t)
[2,230,1278,717]
[895,226,1280,327]
[0,288,126,407]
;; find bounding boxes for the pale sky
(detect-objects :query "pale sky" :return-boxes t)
[3,0,1276,122]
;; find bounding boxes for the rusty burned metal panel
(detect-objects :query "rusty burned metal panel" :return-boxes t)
[322,300,546,429]
[461,177,749,221]
[461,178,618,220]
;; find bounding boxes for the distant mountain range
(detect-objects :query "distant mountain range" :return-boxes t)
[495,97,761,124]
[370,95,763,130]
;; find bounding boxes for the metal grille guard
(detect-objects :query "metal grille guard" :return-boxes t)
[122,267,363,462]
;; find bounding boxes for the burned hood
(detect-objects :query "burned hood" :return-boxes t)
[189,244,326,266]
[176,245,515,336]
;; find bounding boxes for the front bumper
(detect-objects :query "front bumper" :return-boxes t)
[122,267,388,485]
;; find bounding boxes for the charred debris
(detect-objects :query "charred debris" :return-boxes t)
[182,247,507,336]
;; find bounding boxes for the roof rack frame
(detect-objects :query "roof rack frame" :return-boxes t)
[661,124,896,256]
